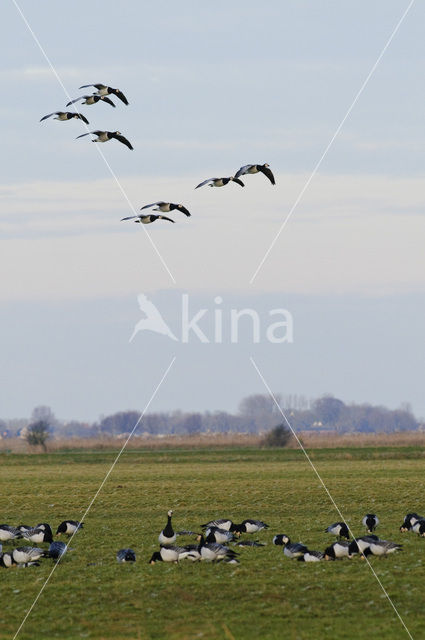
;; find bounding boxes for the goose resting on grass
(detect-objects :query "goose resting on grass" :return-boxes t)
[40,111,89,124]
[56,520,84,536]
[77,130,133,150]
[298,550,324,562]
[235,519,269,534]
[324,541,351,560]
[0,525,22,542]
[116,548,136,563]
[400,513,423,532]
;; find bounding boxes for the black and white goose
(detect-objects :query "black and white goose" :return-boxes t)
[22,524,53,544]
[66,94,115,108]
[204,527,235,545]
[368,540,402,557]
[197,535,239,563]
[77,130,133,150]
[298,550,324,562]
[149,545,180,564]
[348,535,379,557]
[116,548,136,563]
[324,541,351,560]
[411,519,425,537]
[276,535,308,558]
[48,541,68,560]
[234,163,275,185]
[0,525,22,542]
[235,540,265,548]
[362,514,379,533]
[56,520,84,536]
[325,522,350,540]
[201,519,237,532]
[158,510,176,546]
[40,111,89,124]
[0,552,15,568]
[11,547,46,564]
[121,214,174,224]
[235,519,269,534]
[195,177,244,189]
[140,202,191,217]
[400,513,422,532]
[79,84,129,105]
[177,544,201,562]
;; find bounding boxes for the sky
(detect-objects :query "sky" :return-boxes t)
[1,1,424,422]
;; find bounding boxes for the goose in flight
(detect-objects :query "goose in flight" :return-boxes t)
[40,111,89,124]
[121,214,174,224]
[76,130,133,150]
[234,163,275,185]
[141,202,191,217]
[66,95,115,108]
[195,177,244,189]
[79,83,129,105]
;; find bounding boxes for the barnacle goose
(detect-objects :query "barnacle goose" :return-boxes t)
[195,177,244,189]
[158,510,176,546]
[325,522,350,540]
[234,163,275,185]
[362,514,379,533]
[116,548,136,563]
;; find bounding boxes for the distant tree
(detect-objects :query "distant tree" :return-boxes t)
[312,396,345,426]
[262,423,292,448]
[31,405,58,428]
[26,420,51,452]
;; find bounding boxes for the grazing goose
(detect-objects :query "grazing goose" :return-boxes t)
[17,525,32,533]
[116,548,136,563]
[205,528,235,545]
[48,541,68,560]
[348,535,379,557]
[121,214,174,224]
[277,535,308,558]
[40,111,89,124]
[66,94,115,108]
[22,526,53,544]
[79,84,129,105]
[400,513,422,532]
[12,547,46,564]
[324,541,351,560]
[56,520,84,536]
[158,510,176,546]
[235,519,269,534]
[298,550,324,562]
[0,525,22,542]
[201,519,237,532]
[76,130,133,150]
[140,202,191,217]
[362,514,379,533]
[411,519,425,537]
[325,522,350,540]
[235,540,265,548]
[273,535,288,546]
[0,552,15,568]
[195,177,244,189]
[197,535,239,563]
[368,540,402,557]
[234,163,275,185]
[149,546,180,564]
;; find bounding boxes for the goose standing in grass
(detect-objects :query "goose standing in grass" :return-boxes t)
[235,519,269,534]
[400,513,422,532]
[140,202,191,217]
[11,547,46,564]
[66,94,115,108]
[149,546,180,564]
[197,535,239,563]
[362,514,379,533]
[0,525,22,542]
[40,111,89,124]
[77,130,133,150]
[204,527,235,545]
[325,522,350,540]
[348,535,379,558]
[78,83,129,105]
[49,541,68,560]
[22,525,53,544]
[368,540,402,557]
[195,177,244,189]
[298,550,324,562]
[158,510,176,546]
[56,520,84,536]
[411,519,425,537]
[116,548,136,563]
[121,213,174,224]
[234,163,275,185]
[324,541,351,560]
[276,535,308,558]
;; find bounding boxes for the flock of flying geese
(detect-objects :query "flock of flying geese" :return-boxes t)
[40,82,276,225]
[1,510,422,569]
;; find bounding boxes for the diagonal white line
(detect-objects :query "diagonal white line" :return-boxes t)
[11,0,176,284]
[12,356,176,640]
[250,356,414,640]
[249,0,416,285]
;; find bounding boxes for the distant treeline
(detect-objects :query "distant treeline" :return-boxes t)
[0,394,421,440]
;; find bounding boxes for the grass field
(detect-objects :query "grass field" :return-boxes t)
[0,446,424,640]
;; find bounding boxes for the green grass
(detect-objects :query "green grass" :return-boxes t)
[0,447,424,640]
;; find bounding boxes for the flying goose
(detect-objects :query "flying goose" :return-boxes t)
[77,130,133,150]
[116,548,136,563]
[195,177,244,189]
[362,514,379,533]
[66,95,115,108]
[79,84,129,105]
[121,213,174,224]
[40,111,89,124]
[0,525,22,542]
[56,520,84,536]
[325,522,350,540]
[140,202,191,217]
[234,163,275,185]
[158,510,176,546]
[235,519,269,534]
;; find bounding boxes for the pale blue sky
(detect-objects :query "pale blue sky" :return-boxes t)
[1,1,424,421]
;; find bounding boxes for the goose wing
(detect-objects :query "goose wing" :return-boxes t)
[158,215,175,223]
[115,89,129,105]
[234,164,253,178]
[101,96,116,108]
[66,96,84,106]
[195,178,215,189]
[76,113,89,125]
[78,83,106,90]
[121,215,140,221]
[231,177,245,187]
[258,165,275,185]
[39,112,57,122]
[177,205,191,217]
[76,131,101,139]
[110,132,133,149]
[140,202,163,210]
